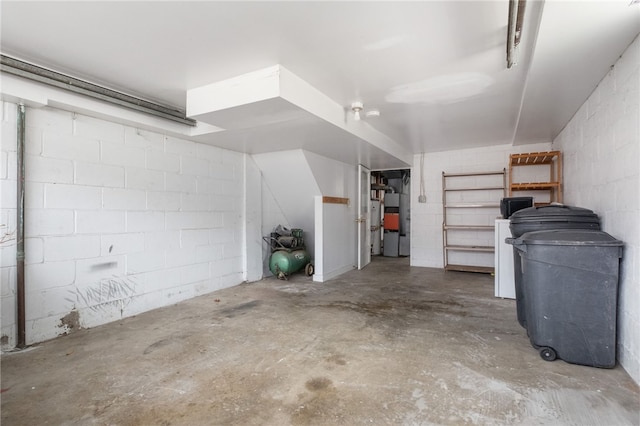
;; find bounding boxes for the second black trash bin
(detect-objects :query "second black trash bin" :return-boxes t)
[509,205,601,329]
[507,229,623,368]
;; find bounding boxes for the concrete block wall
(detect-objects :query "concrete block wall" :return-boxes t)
[554,35,639,383]
[0,102,247,347]
[410,142,552,269]
[0,103,19,348]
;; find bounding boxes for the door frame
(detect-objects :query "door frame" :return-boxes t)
[357,164,371,269]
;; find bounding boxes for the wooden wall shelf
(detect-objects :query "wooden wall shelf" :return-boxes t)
[510,182,561,191]
[444,264,494,274]
[509,151,562,204]
[510,151,560,165]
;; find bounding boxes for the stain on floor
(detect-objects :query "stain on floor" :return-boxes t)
[1,257,639,425]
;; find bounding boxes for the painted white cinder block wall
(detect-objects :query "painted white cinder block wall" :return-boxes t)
[0,103,253,347]
[554,35,640,384]
[0,103,19,347]
[410,142,552,269]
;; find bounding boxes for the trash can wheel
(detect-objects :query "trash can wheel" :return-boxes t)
[539,347,557,362]
[305,263,314,276]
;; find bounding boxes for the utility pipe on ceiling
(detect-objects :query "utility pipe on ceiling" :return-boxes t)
[16,104,26,348]
[0,55,196,127]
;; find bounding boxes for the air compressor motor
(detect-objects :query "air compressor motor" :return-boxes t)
[264,226,314,280]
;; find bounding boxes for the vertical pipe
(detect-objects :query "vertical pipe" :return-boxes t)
[16,104,26,348]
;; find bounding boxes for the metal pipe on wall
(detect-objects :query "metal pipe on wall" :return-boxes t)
[16,103,26,348]
[1,55,197,127]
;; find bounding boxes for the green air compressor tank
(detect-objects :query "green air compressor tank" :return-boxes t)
[269,249,313,279]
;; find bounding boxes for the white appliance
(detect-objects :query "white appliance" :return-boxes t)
[494,219,515,299]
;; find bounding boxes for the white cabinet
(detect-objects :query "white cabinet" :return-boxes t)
[494,219,515,299]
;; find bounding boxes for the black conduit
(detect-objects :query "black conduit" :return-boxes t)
[16,104,26,348]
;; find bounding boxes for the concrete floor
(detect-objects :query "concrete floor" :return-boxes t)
[2,257,639,425]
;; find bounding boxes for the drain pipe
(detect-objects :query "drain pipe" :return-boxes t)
[16,104,26,348]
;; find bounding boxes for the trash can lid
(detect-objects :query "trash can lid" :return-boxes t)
[516,229,623,246]
[510,204,599,224]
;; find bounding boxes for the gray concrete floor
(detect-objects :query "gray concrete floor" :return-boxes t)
[2,257,639,425]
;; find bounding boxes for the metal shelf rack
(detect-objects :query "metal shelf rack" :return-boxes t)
[442,169,506,274]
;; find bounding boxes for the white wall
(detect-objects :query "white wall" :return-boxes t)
[0,103,254,347]
[313,196,356,282]
[255,149,357,280]
[554,35,639,384]
[243,155,263,283]
[253,150,321,260]
[410,142,552,269]
[260,179,291,276]
[305,150,354,197]
[0,103,18,346]
[307,152,357,281]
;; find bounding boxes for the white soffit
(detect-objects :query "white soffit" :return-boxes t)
[186,65,412,168]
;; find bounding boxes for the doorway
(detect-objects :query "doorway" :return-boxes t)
[370,169,411,260]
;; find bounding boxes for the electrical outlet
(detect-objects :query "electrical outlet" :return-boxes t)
[418,195,427,203]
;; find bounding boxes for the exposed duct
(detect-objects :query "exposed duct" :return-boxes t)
[0,55,196,126]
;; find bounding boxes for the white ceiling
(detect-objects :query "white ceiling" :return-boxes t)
[1,1,638,169]
[516,0,640,144]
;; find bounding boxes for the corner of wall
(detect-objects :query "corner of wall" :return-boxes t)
[243,154,263,283]
[552,34,640,384]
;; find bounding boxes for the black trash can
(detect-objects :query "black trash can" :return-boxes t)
[507,229,623,367]
[509,205,601,328]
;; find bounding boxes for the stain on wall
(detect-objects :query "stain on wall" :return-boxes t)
[58,310,80,335]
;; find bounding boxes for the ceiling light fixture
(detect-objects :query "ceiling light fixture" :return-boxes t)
[351,102,363,121]
[365,109,381,118]
[506,0,526,69]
